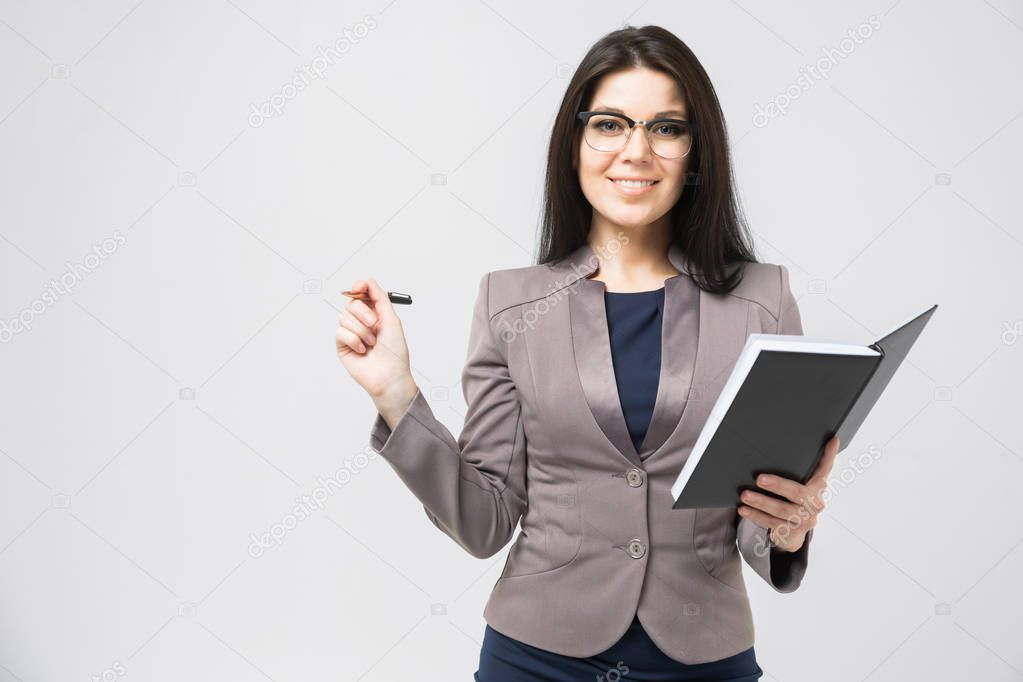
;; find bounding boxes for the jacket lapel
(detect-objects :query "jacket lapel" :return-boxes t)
[561,241,702,469]
[639,272,700,459]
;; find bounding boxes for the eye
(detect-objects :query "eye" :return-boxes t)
[653,123,685,137]
[597,119,623,133]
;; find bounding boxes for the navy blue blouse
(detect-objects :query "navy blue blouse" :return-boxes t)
[475,286,764,681]
[605,286,666,455]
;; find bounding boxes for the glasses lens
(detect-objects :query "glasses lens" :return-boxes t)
[583,114,630,152]
[649,121,694,159]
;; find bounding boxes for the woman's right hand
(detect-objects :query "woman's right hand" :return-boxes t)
[336,277,416,408]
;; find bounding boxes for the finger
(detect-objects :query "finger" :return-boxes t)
[363,277,396,320]
[336,326,366,354]
[339,309,376,348]
[738,504,808,540]
[809,435,841,484]
[740,489,803,522]
[799,484,827,516]
[757,474,824,518]
[755,474,806,507]
[737,504,785,533]
[348,299,379,333]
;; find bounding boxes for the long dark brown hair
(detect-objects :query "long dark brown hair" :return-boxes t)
[537,24,757,293]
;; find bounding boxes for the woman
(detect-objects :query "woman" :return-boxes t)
[337,24,837,681]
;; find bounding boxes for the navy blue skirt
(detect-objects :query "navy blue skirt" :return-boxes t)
[475,614,763,681]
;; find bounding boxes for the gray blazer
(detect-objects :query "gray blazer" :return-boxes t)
[368,240,813,664]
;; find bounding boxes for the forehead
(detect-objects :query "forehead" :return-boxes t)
[589,68,687,116]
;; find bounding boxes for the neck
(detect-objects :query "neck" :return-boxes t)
[586,216,678,283]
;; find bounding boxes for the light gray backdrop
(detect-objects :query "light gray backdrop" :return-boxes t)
[1,1,1021,681]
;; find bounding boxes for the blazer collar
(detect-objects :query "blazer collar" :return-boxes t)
[558,240,701,469]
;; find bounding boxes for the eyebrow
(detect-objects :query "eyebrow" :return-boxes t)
[593,105,689,118]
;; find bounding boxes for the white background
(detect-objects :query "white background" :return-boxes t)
[1,1,1021,680]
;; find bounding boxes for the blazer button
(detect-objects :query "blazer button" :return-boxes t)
[626,468,643,487]
[627,538,646,559]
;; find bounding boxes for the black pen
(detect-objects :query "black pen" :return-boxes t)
[341,290,413,305]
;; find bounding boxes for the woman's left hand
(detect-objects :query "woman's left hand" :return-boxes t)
[736,435,840,552]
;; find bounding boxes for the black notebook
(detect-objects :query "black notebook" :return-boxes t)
[670,304,938,509]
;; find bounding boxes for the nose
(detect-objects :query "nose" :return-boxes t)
[620,123,653,162]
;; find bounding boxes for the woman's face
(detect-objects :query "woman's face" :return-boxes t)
[575,67,691,232]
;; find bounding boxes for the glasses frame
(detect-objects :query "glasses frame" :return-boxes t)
[576,110,698,159]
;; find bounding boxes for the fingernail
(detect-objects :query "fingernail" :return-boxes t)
[759,475,773,485]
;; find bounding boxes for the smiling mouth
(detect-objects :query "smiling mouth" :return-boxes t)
[609,178,660,187]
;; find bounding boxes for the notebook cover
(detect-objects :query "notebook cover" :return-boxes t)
[671,304,938,509]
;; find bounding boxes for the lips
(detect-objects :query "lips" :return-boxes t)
[609,178,659,185]
[608,176,660,196]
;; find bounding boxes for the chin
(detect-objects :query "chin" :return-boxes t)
[599,204,664,228]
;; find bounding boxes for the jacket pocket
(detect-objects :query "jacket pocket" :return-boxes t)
[692,507,749,595]
[692,506,735,576]
[543,518,582,572]
[498,525,581,580]
[500,483,582,579]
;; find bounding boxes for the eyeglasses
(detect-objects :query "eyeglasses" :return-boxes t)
[576,111,697,160]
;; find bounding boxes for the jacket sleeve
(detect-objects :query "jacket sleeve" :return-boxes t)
[737,263,813,592]
[368,272,528,559]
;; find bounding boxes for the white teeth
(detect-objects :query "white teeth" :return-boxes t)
[613,179,656,187]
